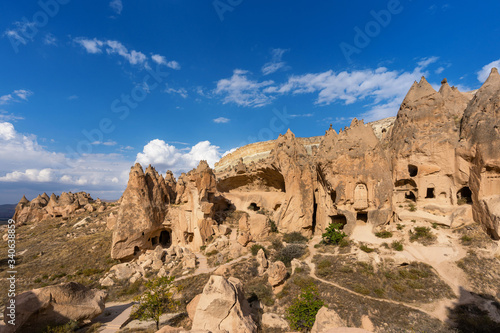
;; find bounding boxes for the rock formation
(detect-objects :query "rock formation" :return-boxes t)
[2,282,106,333]
[191,275,257,333]
[12,192,97,225]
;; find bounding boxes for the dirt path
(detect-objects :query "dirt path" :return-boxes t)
[95,302,136,333]
[304,236,441,320]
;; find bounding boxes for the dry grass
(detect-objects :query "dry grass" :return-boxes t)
[313,255,455,303]
[457,251,500,298]
[0,211,117,307]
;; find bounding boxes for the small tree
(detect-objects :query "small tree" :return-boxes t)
[133,276,178,330]
[286,283,324,331]
[322,223,347,245]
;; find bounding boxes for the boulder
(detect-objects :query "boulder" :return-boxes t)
[187,294,201,320]
[256,248,268,275]
[311,306,346,333]
[267,261,287,287]
[261,313,289,330]
[191,275,257,333]
[2,282,106,333]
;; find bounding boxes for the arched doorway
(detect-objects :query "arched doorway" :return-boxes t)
[457,187,472,204]
[159,230,171,247]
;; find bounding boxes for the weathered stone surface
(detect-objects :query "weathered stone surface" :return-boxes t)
[2,282,106,333]
[267,261,287,287]
[311,306,346,333]
[187,294,201,320]
[191,275,257,333]
[256,248,268,275]
[261,313,289,330]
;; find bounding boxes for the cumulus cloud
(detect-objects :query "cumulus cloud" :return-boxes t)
[262,48,289,75]
[0,121,131,203]
[0,89,33,105]
[43,33,57,46]
[215,70,274,107]
[478,59,500,82]
[136,139,222,174]
[109,0,123,15]
[213,117,230,123]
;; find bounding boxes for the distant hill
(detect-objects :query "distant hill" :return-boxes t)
[0,204,16,222]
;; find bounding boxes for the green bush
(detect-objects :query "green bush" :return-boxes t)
[276,245,306,267]
[43,321,78,333]
[408,203,417,212]
[391,240,404,251]
[460,234,472,244]
[375,231,393,239]
[409,227,435,244]
[360,244,375,253]
[283,232,308,244]
[268,218,278,233]
[250,244,267,256]
[397,224,404,230]
[271,238,284,251]
[322,223,347,245]
[285,284,324,332]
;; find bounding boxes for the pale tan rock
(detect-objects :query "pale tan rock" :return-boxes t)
[191,275,257,333]
[187,294,201,320]
[311,306,346,333]
[261,313,289,330]
[267,261,287,287]
[256,248,268,275]
[237,231,251,246]
[2,282,106,332]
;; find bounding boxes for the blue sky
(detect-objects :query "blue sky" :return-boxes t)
[0,0,499,204]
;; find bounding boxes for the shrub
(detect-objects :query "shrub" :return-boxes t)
[271,238,284,251]
[285,284,324,332]
[360,244,375,253]
[391,240,404,251]
[408,203,417,212]
[250,244,266,256]
[322,223,347,245]
[339,238,350,248]
[206,250,218,256]
[268,218,278,233]
[133,276,179,330]
[276,245,306,267]
[460,235,472,244]
[375,231,393,239]
[43,321,79,333]
[397,224,404,230]
[409,227,435,244]
[283,232,308,244]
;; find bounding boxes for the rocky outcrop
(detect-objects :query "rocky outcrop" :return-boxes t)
[2,282,106,333]
[12,192,96,225]
[311,306,346,333]
[191,275,257,333]
[459,68,500,238]
[267,261,287,287]
[111,164,170,260]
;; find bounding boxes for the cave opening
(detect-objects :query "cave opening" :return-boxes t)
[405,191,416,202]
[457,187,472,204]
[408,164,418,177]
[357,212,368,223]
[159,230,171,247]
[330,214,347,229]
[426,188,435,199]
[248,202,260,211]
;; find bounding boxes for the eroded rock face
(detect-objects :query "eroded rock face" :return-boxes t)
[2,282,106,333]
[111,164,170,260]
[191,275,257,333]
[311,306,346,333]
[13,192,96,225]
[460,68,500,238]
[267,261,287,287]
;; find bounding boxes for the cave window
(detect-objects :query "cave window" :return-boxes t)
[151,237,158,246]
[382,128,387,133]
[405,191,416,202]
[457,187,472,204]
[159,230,171,247]
[274,203,281,211]
[134,246,140,256]
[248,203,260,211]
[426,188,435,199]
[330,190,337,204]
[357,212,368,223]
[330,215,347,229]
[408,165,418,177]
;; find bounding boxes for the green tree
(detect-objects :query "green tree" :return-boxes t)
[322,222,347,245]
[133,276,179,330]
[286,283,324,331]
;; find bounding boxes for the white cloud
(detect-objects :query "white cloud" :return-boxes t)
[417,56,439,68]
[75,38,147,66]
[43,33,57,46]
[478,59,500,82]
[435,67,445,74]
[0,89,33,105]
[165,86,188,98]
[151,54,181,70]
[289,113,313,118]
[136,139,222,174]
[75,38,104,54]
[0,111,24,122]
[0,121,131,202]
[215,69,274,107]
[262,48,289,75]
[91,140,117,146]
[3,20,36,45]
[110,0,123,15]
[213,117,230,123]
